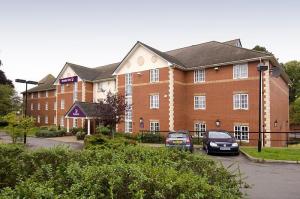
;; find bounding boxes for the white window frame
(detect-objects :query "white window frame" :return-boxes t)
[31,93,33,99]
[61,85,64,93]
[194,69,205,83]
[194,95,206,110]
[73,118,78,128]
[54,102,57,110]
[31,103,33,110]
[45,116,48,124]
[45,102,48,110]
[150,69,159,83]
[73,82,78,102]
[37,103,40,110]
[233,93,248,110]
[60,116,64,127]
[38,92,40,98]
[37,115,40,123]
[150,121,160,132]
[150,95,159,109]
[54,116,57,125]
[233,64,248,79]
[194,122,206,137]
[234,125,249,141]
[125,121,132,133]
[61,99,65,110]
[45,91,48,97]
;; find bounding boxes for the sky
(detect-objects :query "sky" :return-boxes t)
[0,0,299,93]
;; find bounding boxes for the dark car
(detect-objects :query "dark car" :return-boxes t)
[165,131,194,152]
[202,130,239,155]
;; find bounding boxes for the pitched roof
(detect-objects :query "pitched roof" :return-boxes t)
[164,41,272,69]
[26,74,56,93]
[65,101,109,118]
[93,62,120,81]
[223,39,242,47]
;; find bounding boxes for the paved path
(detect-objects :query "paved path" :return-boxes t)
[209,153,300,199]
[0,132,83,150]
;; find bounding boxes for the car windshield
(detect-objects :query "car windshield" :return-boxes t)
[168,133,187,138]
[208,131,232,139]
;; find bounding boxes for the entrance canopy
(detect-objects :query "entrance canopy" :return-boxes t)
[65,101,101,119]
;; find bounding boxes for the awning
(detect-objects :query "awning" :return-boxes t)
[65,101,102,119]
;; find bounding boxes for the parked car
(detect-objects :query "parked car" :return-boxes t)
[165,131,194,152]
[202,130,239,155]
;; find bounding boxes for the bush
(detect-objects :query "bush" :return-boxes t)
[139,132,165,143]
[39,126,48,130]
[70,127,83,135]
[0,143,244,198]
[95,126,110,135]
[35,130,65,138]
[48,126,57,131]
[76,131,86,140]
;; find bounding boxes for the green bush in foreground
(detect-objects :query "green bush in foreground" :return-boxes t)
[35,129,65,137]
[0,143,244,198]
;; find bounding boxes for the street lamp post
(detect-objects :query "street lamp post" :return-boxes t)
[15,79,38,144]
[257,63,268,152]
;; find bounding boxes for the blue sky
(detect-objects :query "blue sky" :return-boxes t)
[0,0,299,93]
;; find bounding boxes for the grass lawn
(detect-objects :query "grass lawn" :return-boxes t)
[241,147,300,161]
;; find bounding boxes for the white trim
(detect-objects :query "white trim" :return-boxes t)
[168,68,174,131]
[194,95,206,110]
[234,124,249,142]
[263,61,271,147]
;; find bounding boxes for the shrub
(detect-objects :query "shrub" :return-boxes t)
[70,127,83,135]
[35,130,65,138]
[48,126,57,131]
[95,125,110,135]
[0,143,244,198]
[39,126,48,130]
[139,132,164,143]
[76,131,86,140]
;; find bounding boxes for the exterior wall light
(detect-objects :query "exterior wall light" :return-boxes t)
[139,117,144,129]
[215,119,221,127]
[274,120,278,127]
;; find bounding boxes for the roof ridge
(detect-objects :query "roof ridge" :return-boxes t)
[66,62,92,70]
[214,41,273,57]
[164,40,216,53]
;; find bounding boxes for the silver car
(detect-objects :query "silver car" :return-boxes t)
[165,131,194,152]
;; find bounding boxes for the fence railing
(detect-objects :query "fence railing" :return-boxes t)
[139,130,300,147]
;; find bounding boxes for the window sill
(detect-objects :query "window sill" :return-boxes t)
[194,81,205,84]
[194,108,206,110]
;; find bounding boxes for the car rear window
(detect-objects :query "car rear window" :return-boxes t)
[168,133,187,138]
[208,131,232,139]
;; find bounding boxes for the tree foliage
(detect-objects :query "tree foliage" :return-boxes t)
[284,60,300,102]
[96,92,130,137]
[0,84,21,116]
[252,45,270,53]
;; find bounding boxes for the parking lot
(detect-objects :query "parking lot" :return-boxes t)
[209,153,300,199]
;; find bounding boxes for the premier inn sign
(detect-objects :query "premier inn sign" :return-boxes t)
[59,76,78,84]
[68,105,86,117]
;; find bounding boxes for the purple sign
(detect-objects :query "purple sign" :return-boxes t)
[59,76,78,84]
[68,105,86,117]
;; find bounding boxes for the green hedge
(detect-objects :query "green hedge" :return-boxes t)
[35,130,65,138]
[138,132,165,143]
[0,143,244,198]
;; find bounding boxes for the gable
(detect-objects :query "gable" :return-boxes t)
[114,44,169,75]
[54,64,82,85]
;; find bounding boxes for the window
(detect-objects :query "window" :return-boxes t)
[38,92,40,98]
[45,116,48,124]
[125,73,132,96]
[125,121,132,133]
[60,116,64,127]
[150,95,159,109]
[150,121,160,132]
[37,115,40,123]
[234,125,249,141]
[45,102,48,110]
[97,82,105,92]
[54,102,57,110]
[73,118,78,128]
[54,116,57,125]
[54,90,57,96]
[194,122,206,137]
[61,85,64,93]
[233,93,248,110]
[194,69,205,83]
[31,93,33,99]
[31,103,33,110]
[61,99,65,110]
[150,69,159,83]
[37,103,40,110]
[45,91,48,97]
[73,82,78,102]
[194,96,206,110]
[233,64,248,79]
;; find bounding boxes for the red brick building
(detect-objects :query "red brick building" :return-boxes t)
[25,39,290,146]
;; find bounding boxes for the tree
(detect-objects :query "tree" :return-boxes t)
[2,112,36,143]
[96,92,130,138]
[284,60,300,103]
[252,45,270,53]
[0,84,21,116]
